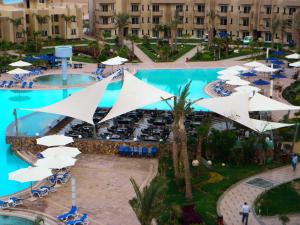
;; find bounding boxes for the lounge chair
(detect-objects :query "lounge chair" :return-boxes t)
[66,213,88,225]
[0,200,9,209]
[36,153,44,159]
[57,205,77,222]
[7,80,14,88]
[28,81,33,88]
[40,184,56,193]
[142,147,148,156]
[149,146,158,157]
[9,197,23,206]
[0,80,7,87]
[31,189,48,198]
[21,81,27,88]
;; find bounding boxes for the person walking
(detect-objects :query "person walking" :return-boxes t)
[240,202,250,225]
[292,154,298,172]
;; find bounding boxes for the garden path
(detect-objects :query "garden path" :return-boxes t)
[218,165,300,225]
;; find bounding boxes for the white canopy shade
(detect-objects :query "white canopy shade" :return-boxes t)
[100,71,174,123]
[254,66,278,73]
[9,166,52,183]
[244,61,265,68]
[36,135,74,147]
[234,85,261,93]
[286,53,300,59]
[289,61,300,68]
[217,74,239,81]
[250,119,294,132]
[226,78,250,86]
[226,65,249,72]
[249,93,300,112]
[102,56,128,66]
[41,146,81,158]
[24,76,113,124]
[35,155,77,169]
[7,68,30,75]
[217,69,240,76]
[9,60,32,67]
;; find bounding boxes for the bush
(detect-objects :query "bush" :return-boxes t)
[282,81,300,106]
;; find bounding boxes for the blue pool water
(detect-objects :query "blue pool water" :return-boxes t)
[0,215,33,225]
[0,68,219,197]
[33,74,96,86]
[2,0,23,4]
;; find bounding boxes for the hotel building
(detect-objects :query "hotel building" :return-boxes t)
[0,0,83,43]
[89,0,300,44]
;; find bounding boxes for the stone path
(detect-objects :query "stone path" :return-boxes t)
[218,166,300,225]
[175,45,198,63]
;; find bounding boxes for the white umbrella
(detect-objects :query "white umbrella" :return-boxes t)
[234,85,261,97]
[217,69,240,76]
[41,146,81,158]
[254,66,278,73]
[285,53,300,60]
[7,68,30,75]
[289,61,300,67]
[217,74,239,81]
[227,65,249,72]
[102,56,128,66]
[244,61,265,68]
[35,155,77,169]
[36,135,74,147]
[226,78,250,86]
[9,60,32,67]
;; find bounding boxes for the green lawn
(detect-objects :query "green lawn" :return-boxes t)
[138,44,195,62]
[255,179,300,216]
[42,39,91,47]
[72,55,98,63]
[159,155,285,225]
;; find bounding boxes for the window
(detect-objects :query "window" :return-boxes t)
[53,15,59,22]
[265,32,272,42]
[176,5,183,12]
[286,33,292,43]
[265,6,272,14]
[197,4,205,12]
[243,5,251,13]
[220,17,227,25]
[196,29,204,38]
[287,20,292,27]
[152,16,160,24]
[102,17,109,24]
[179,16,184,24]
[265,19,270,28]
[16,32,22,38]
[41,30,48,37]
[185,18,188,23]
[152,29,159,38]
[71,16,76,22]
[242,31,249,38]
[132,17,139,24]
[71,29,76,35]
[26,14,30,24]
[54,25,59,34]
[177,29,183,37]
[242,18,249,26]
[142,5,144,11]
[196,17,204,25]
[220,5,228,13]
[142,17,144,23]
[131,4,139,12]
[101,4,108,12]
[186,5,188,11]
[132,29,139,35]
[152,4,159,12]
[39,0,45,3]
[288,7,296,15]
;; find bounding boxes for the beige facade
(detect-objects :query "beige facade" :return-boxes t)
[0,0,83,43]
[90,0,300,44]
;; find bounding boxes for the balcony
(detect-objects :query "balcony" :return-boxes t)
[193,24,205,29]
[95,10,115,16]
[130,10,141,16]
[131,24,140,29]
[95,23,115,29]
[152,10,164,16]
[194,11,205,16]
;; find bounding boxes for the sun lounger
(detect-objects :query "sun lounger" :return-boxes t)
[36,153,44,159]
[9,197,23,206]
[31,189,48,198]
[21,81,27,88]
[7,80,14,88]
[57,205,77,222]
[40,184,56,193]
[0,80,6,87]
[0,200,9,209]
[28,81,33,88]
[66,213,88,225]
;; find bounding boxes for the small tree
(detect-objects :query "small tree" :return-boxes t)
[196,122,210,161]
[127,34,140,60]
[270,17,281,48]
[8,18,23,42]
[114,13,129,47]
[61,15,76,41]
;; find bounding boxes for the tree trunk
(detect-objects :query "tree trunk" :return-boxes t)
[271,35,274,49]
[118,27,124,47]
[196,137,202,161]
[65,22,68,40]
[172,125,180,179]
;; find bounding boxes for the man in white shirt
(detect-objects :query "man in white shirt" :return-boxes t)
[241,202,250,225]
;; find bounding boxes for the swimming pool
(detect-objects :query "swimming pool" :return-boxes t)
[33,74,96,86]
[0,215,33,225]
[0,68,219,196]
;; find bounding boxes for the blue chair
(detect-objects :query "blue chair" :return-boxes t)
[133,147,139,156]
[36,153,44,159]
[0,80,7,87]
[117,146,124,156]
[31,189,48,198]
[0,200,9,209]
[128,147,134,157]
[28,81,33,88]
[66,213,88,225]
[40,184,56,193]
[138,147,143,157]
[9,197,23,206]
[123,146,130,156]
[142,147,148,157]
[21,81,27,88]
[150,147,158,157]
[7,80,14,88]
[57,205,78,222]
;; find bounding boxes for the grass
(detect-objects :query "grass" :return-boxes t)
[72,55,98,63]
[160,155,285,225]
[138,44,195,62]
[255,179,300,216]
[41,39,91,47]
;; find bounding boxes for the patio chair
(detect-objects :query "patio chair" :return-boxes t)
[138,147,143,157]
[9,197,23,206]
[66,213,88,225]
[28,81,33,88]
[0,200,9,209]
[31,189,48,198]
[57,205,78,222]
[36,153,44,159]
[150,146,158,157]
[7,80,14,88]
[21,81,27,88]
[40,184,56,193]
[133,147,139,156]
[142,147,148,157]
[0,80,7,87]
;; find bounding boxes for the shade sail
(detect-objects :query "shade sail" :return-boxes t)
[226,78,250,86]
[9,60,32,67]
[286,53,300,59]
[217,74,239,81]
[41,146,81,158]
[37,135,74,147]
[24,76,113,124]
[100,71,174,123]
[254,66,278,73]
[244,61,265,68]
[217,69,240,76]
[234,85,261,94]
[35,155,77,169]
[289,61,300,67]
[249,93,300,111]
[250,119,294,132]
[102,56,128,66]
[7,68,30,75]
[9,166,52,183]
[226,65,249,72]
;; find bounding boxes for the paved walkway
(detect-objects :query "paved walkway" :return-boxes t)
[218,166,300,225]
[175,45,198,63]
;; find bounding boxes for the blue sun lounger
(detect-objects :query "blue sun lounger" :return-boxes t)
[7,80,14,88]
[40,184,56,193]
[57,205,78,221]
[21,81,27,88]
[28,81,33,88]
[0,200,9,209]
[66,213,88,225]
[9,197,23,206]
[31,189,48,198]
[0,80,7,87]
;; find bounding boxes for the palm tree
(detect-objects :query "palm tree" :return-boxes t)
[196,122,210,161]
[169,10,180,52]
[114,13,129,47]
[270,17,281,48]
[280,19,289,45]
[294,11,300,49]
[129,177,166,225]
[61,15,76,40]
[34,14,50,33]
[207,10,217,47]
[8,18,23,42]
[32,31,41,52]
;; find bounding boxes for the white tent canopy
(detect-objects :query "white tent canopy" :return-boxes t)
[102,56,128,66]
[41,146,81,158]
[249,93,300,112]
[9,166,52,183]
[217,69,240,76]
[286,53,300,59]
[226,78,250,86]
[254,66,278,73]
[35,155,77,169]
[234,85,261,93]
[250,119,294,132]
[289,61,300,68]
[226,65,249,72]
[217,74,239,81]
[7,68,30,75]
[24,76,113,124]
[244,61,265,68]
[100,71,174,123]
[36,135,74,147]
[9,60,32,67]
